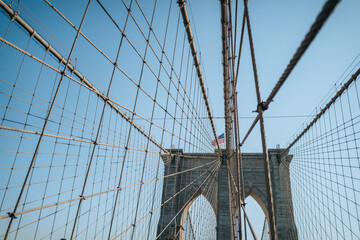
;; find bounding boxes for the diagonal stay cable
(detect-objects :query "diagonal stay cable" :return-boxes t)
[240,0,341,146]
[177,0,221,152]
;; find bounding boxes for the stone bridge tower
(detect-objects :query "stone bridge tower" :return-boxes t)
[157,149,298,240]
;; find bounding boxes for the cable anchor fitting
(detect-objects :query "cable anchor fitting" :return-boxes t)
[256,101,268,112]
[7,212,17,219]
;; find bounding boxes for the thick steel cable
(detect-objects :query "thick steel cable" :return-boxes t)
[220,0,232,154]
[177,0,220,152]
[240,0,341,146]
[233,0,239,65]
[227,1,247,237]
[221,1,258,239]
[264,0,341,108]
[227,0,236,74]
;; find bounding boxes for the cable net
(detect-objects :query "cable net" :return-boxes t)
[289,71,360,239]
[0,0,218,239]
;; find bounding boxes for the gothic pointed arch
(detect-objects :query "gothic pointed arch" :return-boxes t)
[178,189,217,240]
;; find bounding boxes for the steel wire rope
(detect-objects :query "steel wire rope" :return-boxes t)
[240,0,341,147]
[177,0,221,151]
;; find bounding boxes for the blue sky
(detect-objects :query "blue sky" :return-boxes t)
[1,0,360,239]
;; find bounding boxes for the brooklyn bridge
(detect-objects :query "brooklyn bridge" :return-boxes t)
[0,0,359,239]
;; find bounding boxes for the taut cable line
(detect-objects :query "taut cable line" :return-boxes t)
[240,0,341,147]
[177,0,221,152]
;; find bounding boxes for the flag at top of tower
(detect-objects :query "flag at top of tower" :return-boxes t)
[211,133,225,146]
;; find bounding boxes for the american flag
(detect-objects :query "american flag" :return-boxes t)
[211,133,224,146]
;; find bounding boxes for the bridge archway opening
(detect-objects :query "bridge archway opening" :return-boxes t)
[179,191,216,240]
[234,190,269,239]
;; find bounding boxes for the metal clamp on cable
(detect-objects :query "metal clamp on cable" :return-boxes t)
[256,101,268,112]
[177,0,186,6]
[7,212,17,219]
